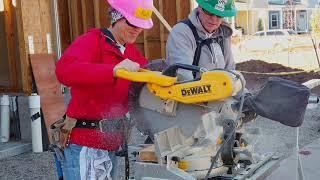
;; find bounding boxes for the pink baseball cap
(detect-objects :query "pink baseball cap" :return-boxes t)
[107,0,154,29]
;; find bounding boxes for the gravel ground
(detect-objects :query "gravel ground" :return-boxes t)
[0,128,145,180]
[245,104,320,159]
[0,151,57,180]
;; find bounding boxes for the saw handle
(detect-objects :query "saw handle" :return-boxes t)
[115,68,177,87]
[162,63,202,77]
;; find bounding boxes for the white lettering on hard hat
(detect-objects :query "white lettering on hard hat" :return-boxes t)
[215,0,227,12]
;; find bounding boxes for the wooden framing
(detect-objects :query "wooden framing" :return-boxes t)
[80,0,95,32]
[57,0,71,51]
[13,0,28,94]
[0,0,192,94]
[3,0,18,90]
[1,0,55,94]
[159,0,166,58]
[30,54,65,135]
[93,1,101,28]
[0,0,21,93]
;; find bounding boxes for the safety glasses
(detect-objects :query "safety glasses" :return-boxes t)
[201,8,223,18]
[125,19,139,28]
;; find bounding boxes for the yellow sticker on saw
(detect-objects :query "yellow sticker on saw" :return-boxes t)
[134,7,153,20]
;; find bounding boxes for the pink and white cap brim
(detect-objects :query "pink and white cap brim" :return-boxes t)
[121,10,153,29]
[107,0,154,29]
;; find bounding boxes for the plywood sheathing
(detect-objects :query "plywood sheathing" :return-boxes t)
[19,0,53,54]
[15,0,54,94]
[29,54,66,139]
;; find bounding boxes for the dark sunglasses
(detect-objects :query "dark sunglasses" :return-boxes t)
[201,8,223,18]
[125,20,139,28]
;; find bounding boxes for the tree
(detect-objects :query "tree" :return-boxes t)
[310,8,320,67]
[258,18,264,31]
[283,0,295,30]
[310,8,320,36]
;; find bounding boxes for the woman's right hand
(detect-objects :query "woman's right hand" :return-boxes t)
[113,58,140,76]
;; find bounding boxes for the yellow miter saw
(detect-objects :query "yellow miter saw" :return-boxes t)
[116,60,311,180]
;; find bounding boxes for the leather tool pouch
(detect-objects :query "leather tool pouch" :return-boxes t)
[50,116,77,150]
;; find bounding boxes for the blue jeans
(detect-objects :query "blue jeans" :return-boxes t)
[63,144,118,180]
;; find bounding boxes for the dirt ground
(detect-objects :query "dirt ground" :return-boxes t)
[236,60,320,94]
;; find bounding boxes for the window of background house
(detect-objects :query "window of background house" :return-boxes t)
[271,14,278,28]
[269,11,280,29]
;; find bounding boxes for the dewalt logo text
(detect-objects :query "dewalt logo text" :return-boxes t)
[181,85,212,96]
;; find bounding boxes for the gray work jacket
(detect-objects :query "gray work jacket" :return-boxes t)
[166,8,235,80]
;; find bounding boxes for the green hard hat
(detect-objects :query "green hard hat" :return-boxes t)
[196,0,237,17]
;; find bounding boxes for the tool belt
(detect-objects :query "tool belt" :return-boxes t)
[50,116,128,149]
[49,116,77,151]
[50,115,131,162]
[75,118,125,133]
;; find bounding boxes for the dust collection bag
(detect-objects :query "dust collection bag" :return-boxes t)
[244,77,310,127]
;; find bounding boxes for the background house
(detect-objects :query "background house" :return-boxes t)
[235,0,269,35]
[235,0,320,35]
[269,0,308,32]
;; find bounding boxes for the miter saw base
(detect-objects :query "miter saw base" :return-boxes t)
[129,126,280,180]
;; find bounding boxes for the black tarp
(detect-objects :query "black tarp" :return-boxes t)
[244,77,310,127]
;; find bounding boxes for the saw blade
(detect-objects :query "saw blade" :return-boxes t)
[130,85,205,137]
[128,60,227,138]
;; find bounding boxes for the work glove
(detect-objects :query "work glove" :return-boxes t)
[113,58,140,76]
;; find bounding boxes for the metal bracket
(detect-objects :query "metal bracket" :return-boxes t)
[233,154,280,180]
